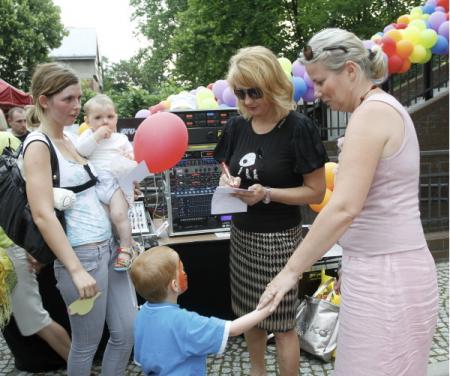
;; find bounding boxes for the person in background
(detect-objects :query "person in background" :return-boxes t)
[259,28,438,376]
[75,94,142,271]
[7,107,29,142]
[214,46,328,375]
[0,108,8,131]
[23,62,136,376]
[130,246,273,376]
[0,131,71,362]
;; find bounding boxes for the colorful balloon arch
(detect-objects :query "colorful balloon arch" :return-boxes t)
[144,0,448,112]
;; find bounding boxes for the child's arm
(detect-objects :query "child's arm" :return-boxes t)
[76,127,111,157]
[228,305,272,336]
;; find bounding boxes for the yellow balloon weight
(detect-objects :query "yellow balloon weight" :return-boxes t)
[386,29,402,42]
[278,57,292,77]
[419,29,438,49]
[78,122,90,135]
[309,188,332,213]
[324,162,338,191]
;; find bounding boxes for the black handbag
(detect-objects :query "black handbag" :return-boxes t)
[0,134,97,265]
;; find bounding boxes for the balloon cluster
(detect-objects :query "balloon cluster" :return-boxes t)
[309,162,338,213]
[370,0,449,74]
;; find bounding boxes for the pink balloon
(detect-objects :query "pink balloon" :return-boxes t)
[292,60,306,77]
[134,112,188,173]
[222,87,237,107]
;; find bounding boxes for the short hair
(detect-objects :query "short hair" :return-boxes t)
[0,108,7,131]
[83,94,116,117]
[227,46,295,120]
[299,28,387,85]
[30,62,79,123]
[130,246,178,303]
[7,107,25,121]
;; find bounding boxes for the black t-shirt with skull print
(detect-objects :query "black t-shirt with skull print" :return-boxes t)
[214,110,328,232]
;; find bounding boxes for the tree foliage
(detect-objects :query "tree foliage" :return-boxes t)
[124,0,421,89]
[0,0,66,90]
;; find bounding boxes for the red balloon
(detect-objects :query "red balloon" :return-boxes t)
[382,36,397,56]
[207,83,214,90]
[388,54,404,74]
[134,112,188,173]
[437,0,449,12]
[395,23,408,29]
[398,58,411,73]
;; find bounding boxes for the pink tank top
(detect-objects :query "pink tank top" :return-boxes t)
[338,92,427,256]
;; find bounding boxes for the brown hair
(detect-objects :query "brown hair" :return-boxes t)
[30,62,79,122]
[227,46,295,120]
[130,246,178,303]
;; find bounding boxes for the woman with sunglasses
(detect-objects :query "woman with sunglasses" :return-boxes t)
[214,46,328,375]
[259,28,438,375]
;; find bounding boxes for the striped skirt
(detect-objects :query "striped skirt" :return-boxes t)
[229,223,303,332]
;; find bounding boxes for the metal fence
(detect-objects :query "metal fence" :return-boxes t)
[298,54,449,141]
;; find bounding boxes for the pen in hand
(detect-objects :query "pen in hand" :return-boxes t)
[220,162,239,187]
[220,162,232,180]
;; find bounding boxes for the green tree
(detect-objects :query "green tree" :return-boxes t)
[0,0,66,90]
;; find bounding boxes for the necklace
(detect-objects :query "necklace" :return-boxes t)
[359,84,377,104]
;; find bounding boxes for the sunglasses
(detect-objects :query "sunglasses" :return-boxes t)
[302,45,349,61]
[233,87,263,100]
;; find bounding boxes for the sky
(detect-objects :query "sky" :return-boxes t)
[52,0,147,63]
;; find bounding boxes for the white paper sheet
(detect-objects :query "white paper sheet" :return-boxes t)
[211,186,248,215]
[118,161,151,197]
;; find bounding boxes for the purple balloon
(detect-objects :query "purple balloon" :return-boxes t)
[302,87,316,102]
[426,0,437,6]
[292,60,306,77]
[135,109,150,118]
[212,79,229,102]
[383,24,396,33]
[435,6,446,12]
[303,72,314,88]
[438,21,449,40]
[429,11,447,31]
[362,40,375,50]
[222,87,237,107]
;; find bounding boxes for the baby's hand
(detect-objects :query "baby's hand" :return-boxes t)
[93,126,112,141]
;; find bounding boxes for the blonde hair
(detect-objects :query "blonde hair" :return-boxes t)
[130,246,178,303]
[300,28,387,85]
[83,94,116,117]
[0,109,7,131]
[30,62,79,122]
[227,46,295,120]
[25,105,40,130]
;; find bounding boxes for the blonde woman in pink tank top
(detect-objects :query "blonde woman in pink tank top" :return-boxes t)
[259,28,438,376]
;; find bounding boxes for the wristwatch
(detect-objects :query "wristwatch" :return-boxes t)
[262,187,272,204]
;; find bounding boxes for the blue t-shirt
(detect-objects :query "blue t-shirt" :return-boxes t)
[134,302,230,376]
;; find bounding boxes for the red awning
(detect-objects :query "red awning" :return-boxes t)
[0,79,32,110]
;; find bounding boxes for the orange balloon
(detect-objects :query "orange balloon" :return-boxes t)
[396,40,414,59]
[324,162,338,191]
[398,58,412,73]
[397,14,411,24]
[309,188,332,213]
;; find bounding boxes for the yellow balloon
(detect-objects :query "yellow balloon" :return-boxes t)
[403,26,421,45]
[78,122,90,135]
[309,188,332,213]
[278,57,292,77]
[198,98,219,110]
[409,19,427,31]
[386,29,402,42]
[410,44,427,63]
[410,6,423,17]
[397,14,411,24]
[419,29,438,49]
[324,162,338,191]
[196,88,215,105]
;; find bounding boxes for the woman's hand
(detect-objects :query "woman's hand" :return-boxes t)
[258,268,301,313]
[232,183,266,206]
[219,173,241,188]
[71,268,98,299]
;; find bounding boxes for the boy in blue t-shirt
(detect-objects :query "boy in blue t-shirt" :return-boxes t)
[130,246,272,376]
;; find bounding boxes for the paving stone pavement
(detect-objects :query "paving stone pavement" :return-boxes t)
[0,261,448,375]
